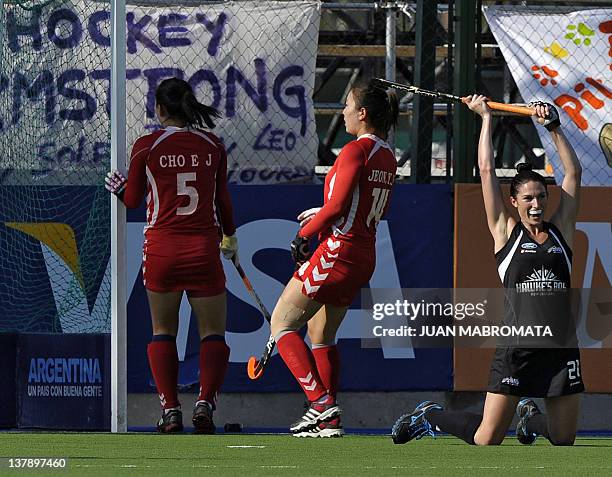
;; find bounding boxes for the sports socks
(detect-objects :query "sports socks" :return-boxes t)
[276,331,327,402]
[312,344,340,399]
[147,335,180,409]
[525,413,550,440]
[198,335,230,408]
[425,409,483,445]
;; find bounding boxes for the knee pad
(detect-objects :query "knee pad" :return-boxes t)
[272,298,308,337]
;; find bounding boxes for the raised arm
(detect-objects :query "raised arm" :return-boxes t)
[532,103,582,248]
[467,95,514,252]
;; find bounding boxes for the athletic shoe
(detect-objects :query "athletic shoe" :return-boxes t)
[391,401,443,444]
[293,416,344,438]
[157,408,183,433]
[192,400,216,434]
[516,398,540,445]
[289,395,341,433]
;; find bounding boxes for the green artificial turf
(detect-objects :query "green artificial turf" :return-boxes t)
[0,434,610,476]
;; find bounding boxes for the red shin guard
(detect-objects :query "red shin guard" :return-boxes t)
[277,332,327,402]
[147,340,180,409]
[198,339,230,406]
[312,345,340,399]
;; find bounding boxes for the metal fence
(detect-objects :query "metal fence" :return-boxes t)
[317,0,611,186]
[1,0,609,186]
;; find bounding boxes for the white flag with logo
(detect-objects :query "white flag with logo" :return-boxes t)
[484,6,612,186]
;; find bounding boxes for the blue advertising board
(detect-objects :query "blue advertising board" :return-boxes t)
[17,333,110,430]
[127,184,454,393]
[0,333,17,428]
[0,183,453,397]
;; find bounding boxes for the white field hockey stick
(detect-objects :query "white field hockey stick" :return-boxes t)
[231,256,275,380]
[372,78,535,116]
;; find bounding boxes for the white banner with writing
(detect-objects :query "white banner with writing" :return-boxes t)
[484,6,611,186]
[0,1,321,184]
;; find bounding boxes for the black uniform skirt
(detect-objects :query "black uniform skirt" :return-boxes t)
[487,347,585,397]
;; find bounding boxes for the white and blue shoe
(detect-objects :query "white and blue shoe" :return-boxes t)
[516,398,540,445]
[391,401,443,444]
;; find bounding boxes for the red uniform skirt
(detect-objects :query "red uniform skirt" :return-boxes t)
[293,235,375,307]
[142,231,225,297]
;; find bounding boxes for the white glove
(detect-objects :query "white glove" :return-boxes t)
[220,234,239,264]
[297,207,321,227]
[104,170,127,197]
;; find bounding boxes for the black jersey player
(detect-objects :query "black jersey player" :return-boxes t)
[391,96,583,446]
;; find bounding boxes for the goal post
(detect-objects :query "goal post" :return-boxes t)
[110,0,127,434]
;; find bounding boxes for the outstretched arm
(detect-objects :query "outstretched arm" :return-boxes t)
[105,137,149,208]
[531,102,583,248]
[467,95,513,253]
[549,128,582,248]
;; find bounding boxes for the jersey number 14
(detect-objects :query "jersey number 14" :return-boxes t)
[367,187,390,227]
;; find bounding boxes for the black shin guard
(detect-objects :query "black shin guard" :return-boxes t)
[526,413,550,440]
[425,409,483,445]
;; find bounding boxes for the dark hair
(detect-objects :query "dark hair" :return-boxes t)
[510,163,548,198]
[155,78,221,129]
[350,80,399,135]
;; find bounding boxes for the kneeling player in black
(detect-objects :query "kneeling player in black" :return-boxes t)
[392,96,583,446]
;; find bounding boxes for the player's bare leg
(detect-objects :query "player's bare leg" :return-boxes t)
[270,278,341,434]
[473,393,519,445]
[544,394,581,445]
[189,292,227,338]
[270,277,322,337]
[188,291,230,434]
[145,290,183,432]
[147,290,183,335]
[516,394,581,445]
[392,392,517,445]
[307,303,348,346]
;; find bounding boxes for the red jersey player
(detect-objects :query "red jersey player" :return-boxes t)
[105,78,237,434]
[269,80,399,437]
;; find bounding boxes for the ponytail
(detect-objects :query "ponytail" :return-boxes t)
[351,79,399,136]
[156,78,221,129]
[181,89,221,129]
[510,162,548,198]
[385,89,399,131]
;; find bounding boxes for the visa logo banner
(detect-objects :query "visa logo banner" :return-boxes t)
[127,185,454,392]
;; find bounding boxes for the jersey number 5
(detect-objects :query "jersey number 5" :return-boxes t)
[367,187,390,227]
[177,172,198,215]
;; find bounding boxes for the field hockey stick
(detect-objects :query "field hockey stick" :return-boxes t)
[230,256,275,380]
[372,78,535,116]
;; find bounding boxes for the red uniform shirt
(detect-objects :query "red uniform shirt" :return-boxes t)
[300,134,396,245]
[123,126,235,237]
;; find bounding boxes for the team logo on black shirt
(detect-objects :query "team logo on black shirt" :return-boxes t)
[520,242,537,254]
[516,266,567,293]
